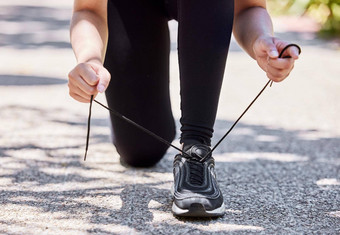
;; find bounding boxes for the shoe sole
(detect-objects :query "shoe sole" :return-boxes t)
[172,202,225,217]
[171,184,225,217]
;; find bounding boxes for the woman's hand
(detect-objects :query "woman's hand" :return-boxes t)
[68,61,111,103]
[253,35,300,82]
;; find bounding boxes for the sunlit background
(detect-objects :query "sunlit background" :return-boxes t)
[0,0,339,234]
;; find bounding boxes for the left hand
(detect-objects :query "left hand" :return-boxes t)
[253,35,300,82]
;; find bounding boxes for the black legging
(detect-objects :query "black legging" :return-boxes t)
[104,0,234,167]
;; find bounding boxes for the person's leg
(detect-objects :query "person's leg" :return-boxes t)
[177,0,234,148]
[104,0,175,167]
[166,0,234,217]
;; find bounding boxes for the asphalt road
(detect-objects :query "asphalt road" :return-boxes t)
[0,1,339,234]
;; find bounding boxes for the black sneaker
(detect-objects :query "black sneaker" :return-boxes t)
[172,144,225,217]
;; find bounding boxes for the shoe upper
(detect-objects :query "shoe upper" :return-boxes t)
[173,144,224,210]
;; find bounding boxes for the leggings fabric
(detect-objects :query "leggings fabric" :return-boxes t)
[104,0,234,167]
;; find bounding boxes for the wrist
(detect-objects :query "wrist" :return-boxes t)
[77,57,103,66]
[74,45,104,65]
[86,58,103,66]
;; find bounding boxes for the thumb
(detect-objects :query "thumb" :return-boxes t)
[254,36,279,58]
[96,66,111,93]
[263,39,279,59]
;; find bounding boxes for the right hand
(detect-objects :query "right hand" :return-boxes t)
[253,35,299,83]
[68,61,111,103]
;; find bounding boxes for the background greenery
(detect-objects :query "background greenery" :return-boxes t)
[268,0,340,36]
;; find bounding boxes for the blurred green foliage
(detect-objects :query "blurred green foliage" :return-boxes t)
[268,0,340,36]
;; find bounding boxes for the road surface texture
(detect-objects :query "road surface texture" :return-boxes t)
[0,1,339,234]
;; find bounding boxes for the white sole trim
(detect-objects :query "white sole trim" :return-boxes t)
[172,202,225,217]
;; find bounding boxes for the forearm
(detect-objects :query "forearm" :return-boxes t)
[233,6,274,59]
[70,10,108,64]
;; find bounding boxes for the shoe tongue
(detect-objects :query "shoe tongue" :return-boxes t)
[186,144,210,160]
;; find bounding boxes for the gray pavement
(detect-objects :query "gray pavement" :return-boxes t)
[0,1,339,234]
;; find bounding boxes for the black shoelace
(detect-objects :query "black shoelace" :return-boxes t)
[84,44,301,161]
[188,162,204,185]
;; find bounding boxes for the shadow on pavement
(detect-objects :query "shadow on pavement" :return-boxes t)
[0,74,67,86]
[0,5,71,49]
[1,4,338,51]
[0,105,339,233]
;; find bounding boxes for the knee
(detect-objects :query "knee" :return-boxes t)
[117,145,169,167]
[111,121,176,168]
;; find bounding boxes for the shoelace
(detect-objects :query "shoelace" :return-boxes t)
[185,144,211,185]
[188,162,204,185]
[84,44,301,161]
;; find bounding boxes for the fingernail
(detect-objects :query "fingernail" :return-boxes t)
[269,50,279,58]
[97,84,105,93]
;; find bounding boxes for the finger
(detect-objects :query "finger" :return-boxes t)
[261,37,279,58]
[96,67,111,93]
[266,72,286,83]
[69,72,97,96]
[285,46,300,59]
[266,66,290,82]
[68,81,97,100]
[268,57,295,70]
[69,91,92,103]
[68,82,92,103]
[254,36,279,59]
[76,63,99,86]
[273,39,300,59]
